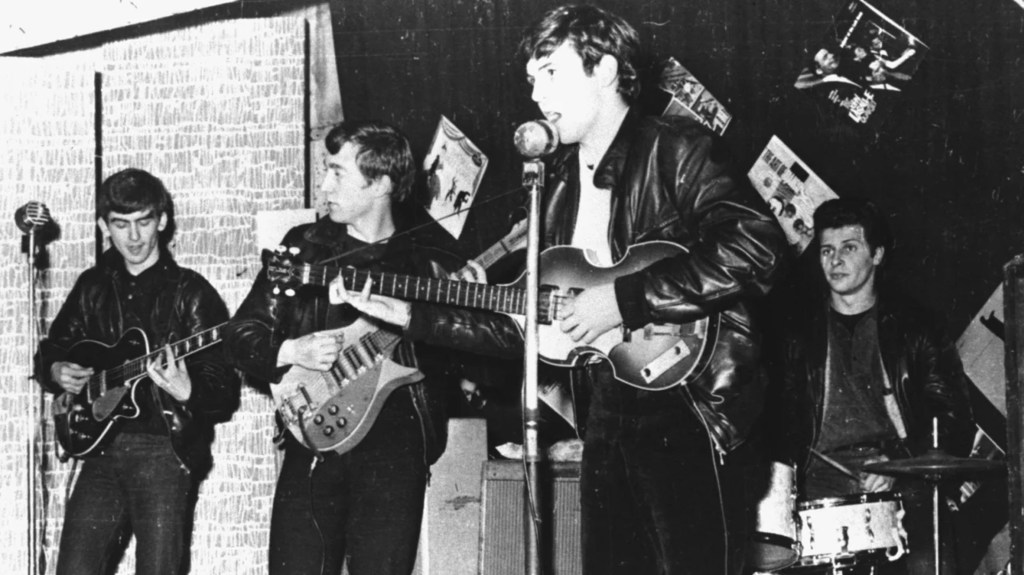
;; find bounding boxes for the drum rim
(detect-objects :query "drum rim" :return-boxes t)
[795,546,901,569]
[797,491,901,510]
[750,531,800,550]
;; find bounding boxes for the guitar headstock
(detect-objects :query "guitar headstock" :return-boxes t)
[265,246,303,297]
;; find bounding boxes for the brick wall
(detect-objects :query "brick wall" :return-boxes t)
[0,11,314,574]
[0,56,97,575]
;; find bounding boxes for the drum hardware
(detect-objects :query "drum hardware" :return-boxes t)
[862,418,1006,575]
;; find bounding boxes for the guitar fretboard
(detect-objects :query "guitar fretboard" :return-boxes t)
[87,323,226,399]
[298,265,540,318]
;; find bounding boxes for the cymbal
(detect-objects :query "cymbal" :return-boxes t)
[862,449,1004,480]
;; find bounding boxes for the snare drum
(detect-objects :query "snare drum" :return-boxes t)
[749,462,801,572]
[793,492,907,569]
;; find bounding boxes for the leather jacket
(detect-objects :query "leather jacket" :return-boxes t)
[766,290,976,472]
[36,249,240,478]
[542,108,787,451]
[223,219,522,465]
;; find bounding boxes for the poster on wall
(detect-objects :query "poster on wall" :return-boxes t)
[747,136,838,254]
[794,0,928,126]
[653,57,732,136]
[957,283,1007,416]
[423,115,488,240]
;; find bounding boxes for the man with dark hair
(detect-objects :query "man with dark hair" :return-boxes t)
[513,5,787,574]
[37,167,239,575]
[767,197,975,574]
[224,120,520,575]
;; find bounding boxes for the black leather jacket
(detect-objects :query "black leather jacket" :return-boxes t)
[223,220,522,465]
[766,291,975,472]
[36,249,240,478]
[542,108,787,450]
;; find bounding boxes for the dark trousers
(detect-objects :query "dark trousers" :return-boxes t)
[267,393,428,575]
[56,433,195,575]
[581,387,750,575]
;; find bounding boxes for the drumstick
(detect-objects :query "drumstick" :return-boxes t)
[809,448,861,481]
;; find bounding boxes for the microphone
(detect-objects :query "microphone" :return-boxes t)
[15,201,52,234]
[514,119,560,158]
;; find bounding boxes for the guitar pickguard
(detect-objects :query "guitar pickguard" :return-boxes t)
[272,318,424,454]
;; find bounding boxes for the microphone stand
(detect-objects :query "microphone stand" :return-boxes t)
[521,159,545,575]
[25,230,41,575]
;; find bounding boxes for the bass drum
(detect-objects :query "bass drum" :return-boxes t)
[748,461,800,572]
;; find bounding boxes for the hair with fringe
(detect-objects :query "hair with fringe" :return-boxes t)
[518,4,643,104]
[813,197,894,262]
[324,120,415,203]
[98,168,175,246]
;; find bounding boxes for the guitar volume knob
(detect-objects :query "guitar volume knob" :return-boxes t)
[336,418,347,428]
[328,405,339,415]
[313,414,324,425]
[323,426,334,436]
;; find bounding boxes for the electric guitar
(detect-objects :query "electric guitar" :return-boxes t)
[267,241,718,391]
[271,221,528,454]
[52,323,225,458]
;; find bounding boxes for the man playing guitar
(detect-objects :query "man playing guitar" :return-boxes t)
[516,6,785,575]
[223,120,520,575]
[36,168,239,575]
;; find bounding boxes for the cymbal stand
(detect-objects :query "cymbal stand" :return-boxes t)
[930,417,940,575]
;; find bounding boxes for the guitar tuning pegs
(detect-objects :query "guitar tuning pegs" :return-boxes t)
[288,246,301,255]
[285,288,296,297]
[275,245,287,254]
[272,286,281,295]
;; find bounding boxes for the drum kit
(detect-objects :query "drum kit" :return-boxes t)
[750,450,1004,575]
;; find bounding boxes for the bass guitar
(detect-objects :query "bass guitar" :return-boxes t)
[271,220,528,454]
[52,323,225,459]
[268,241,717,391]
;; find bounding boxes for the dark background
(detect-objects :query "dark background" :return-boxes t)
[328,0,1024,337]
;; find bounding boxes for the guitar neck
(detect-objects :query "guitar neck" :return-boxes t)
[306,266,527,315]
[85,322,226,395]
[465,221,527,272]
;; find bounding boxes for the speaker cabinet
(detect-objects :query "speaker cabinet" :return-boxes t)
[479,460,582,575]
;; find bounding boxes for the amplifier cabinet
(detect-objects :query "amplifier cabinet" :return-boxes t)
[479,460,582,575]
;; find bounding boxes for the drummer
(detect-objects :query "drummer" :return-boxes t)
[764,198,975,574]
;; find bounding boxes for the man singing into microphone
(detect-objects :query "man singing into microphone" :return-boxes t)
[516,6,786,574]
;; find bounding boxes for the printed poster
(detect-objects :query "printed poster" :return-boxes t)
[748,136,838,254]
[654,57,732,136]
[794,0,928,126]
[423,116,488,240]
[957,283,1007,416]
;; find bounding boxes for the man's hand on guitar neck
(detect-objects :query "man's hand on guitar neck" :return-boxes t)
[329,276,413,329]
[559,283,623,344]
[327,260,487,328]
[50,361,93,394]
[147,344,193,403]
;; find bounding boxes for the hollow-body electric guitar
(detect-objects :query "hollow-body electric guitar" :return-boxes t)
[52,323,225,458]
[268,241,718,391]
[271,221,529,454]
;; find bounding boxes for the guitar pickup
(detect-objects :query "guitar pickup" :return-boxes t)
[642,319,706,339]
[640,341,692,384]
[642,324,680,339]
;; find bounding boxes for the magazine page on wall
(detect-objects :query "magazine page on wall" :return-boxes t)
[748,136,838,255]
[794,0,928,127]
